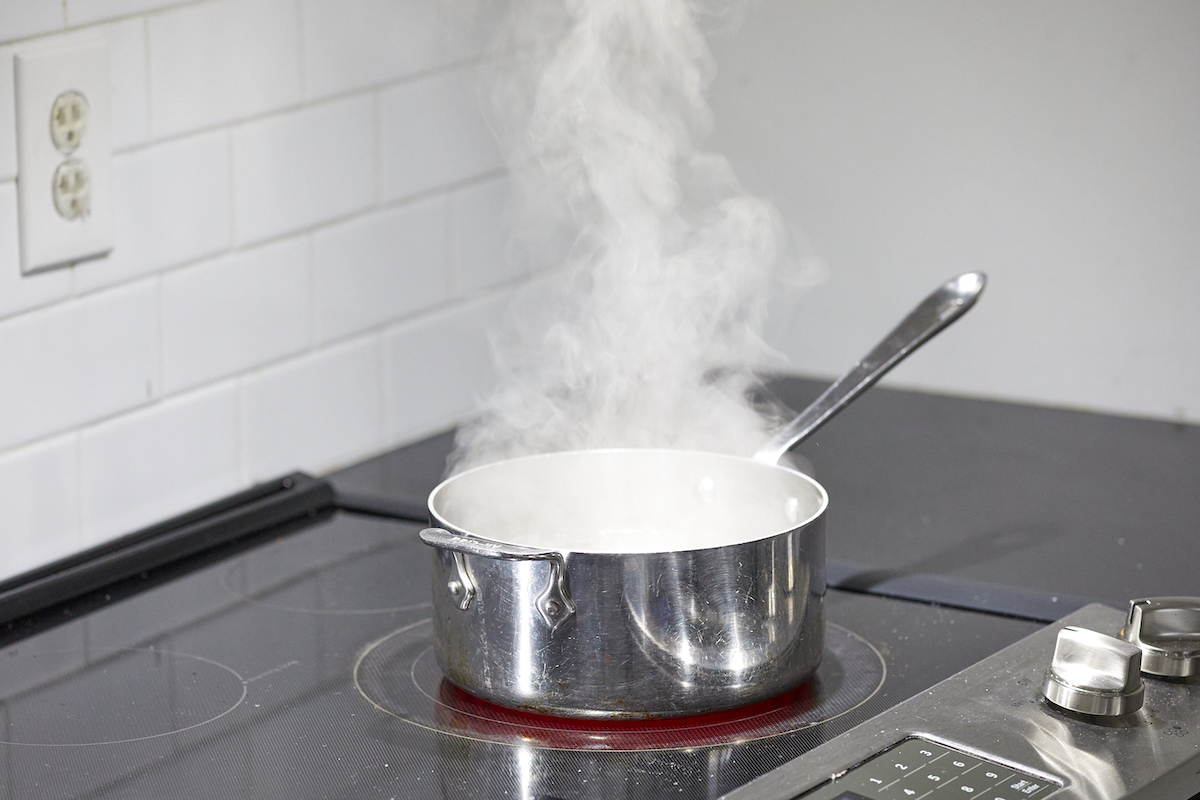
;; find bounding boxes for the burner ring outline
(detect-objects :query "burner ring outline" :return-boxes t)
[0,647,248,748]
[353,618,887,752]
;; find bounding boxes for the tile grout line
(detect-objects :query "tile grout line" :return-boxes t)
[446,182,459,298]
[376,330,390,449]
[154,273,165,400]
[59,0,216,35]
[107,56,488,157]
[234,372,248,489]
[305,231,317,354]
[226,127,237,247]
[372,88,383,205]
[294,0,306,102]
[72,429,84,551]
[379,313,397,448]
[141,12,153,140]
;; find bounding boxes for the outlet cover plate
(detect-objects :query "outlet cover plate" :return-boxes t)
[15,38,115,274]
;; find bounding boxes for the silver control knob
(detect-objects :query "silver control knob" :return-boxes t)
[1043,626,1145,716]
[1121,596,1200,678]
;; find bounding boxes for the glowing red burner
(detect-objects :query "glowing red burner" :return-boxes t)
[435,679,818,751]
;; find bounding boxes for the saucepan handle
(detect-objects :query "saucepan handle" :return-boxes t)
[754,271,986,464]
[419,527,576,632]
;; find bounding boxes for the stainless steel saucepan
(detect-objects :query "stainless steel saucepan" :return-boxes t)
[419,272,986,718]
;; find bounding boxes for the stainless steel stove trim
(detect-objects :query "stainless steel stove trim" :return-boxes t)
[721,604,1200,800]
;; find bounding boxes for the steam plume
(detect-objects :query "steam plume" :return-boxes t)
[453,0,810,471]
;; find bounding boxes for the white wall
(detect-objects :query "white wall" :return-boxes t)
[3,0,1198,581]
[709,0,1200,423]
[0,0,520,580]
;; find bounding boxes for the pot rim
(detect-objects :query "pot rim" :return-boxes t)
[427,447,829,556]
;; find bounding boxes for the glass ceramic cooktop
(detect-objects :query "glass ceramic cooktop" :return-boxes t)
[0,510,1043,800]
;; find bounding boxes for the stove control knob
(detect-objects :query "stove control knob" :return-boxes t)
[1121,596,1200,678]
[1043,626,1144,717]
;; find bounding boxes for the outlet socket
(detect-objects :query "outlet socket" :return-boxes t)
[14,39,115,274]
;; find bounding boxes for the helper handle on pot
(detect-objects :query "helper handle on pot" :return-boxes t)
[419,527,576,632]
[754,271,986,465]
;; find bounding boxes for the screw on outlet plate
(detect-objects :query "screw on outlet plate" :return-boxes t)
[52,159,91,220]
[50,90,89,154]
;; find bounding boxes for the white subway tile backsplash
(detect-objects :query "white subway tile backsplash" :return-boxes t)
[382,294,505,444]
[148,0,301,138]
[0,1,64,45]
[0,181,73,321]
[380,67,504,201]
[232,94,375,245]
[101,18,150,150]
[438,2,494,66]
[66,0,190,27]
[0,434,80,582]
[0,0,515,568]
[451,176,521,296]
[0,280,158,451]
[313,196,450,344]
[80,383,240,544]
[76,130,232,293]
[300,0,441,101]
[0,53,16,182]
[162,237,310,393]
[242,337,384,480]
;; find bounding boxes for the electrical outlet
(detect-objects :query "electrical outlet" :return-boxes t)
[14,39,114,274]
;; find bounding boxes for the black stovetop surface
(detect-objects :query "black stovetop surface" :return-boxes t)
[335,377,1200,610]
[1,377,1196,799]
[0,508,1042,799]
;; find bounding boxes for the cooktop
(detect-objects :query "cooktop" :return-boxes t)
[0,507,1045,799]
[0,378,1196,799]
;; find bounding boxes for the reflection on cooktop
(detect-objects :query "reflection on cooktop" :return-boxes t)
[219,520,431,615]
[354,619,885,751]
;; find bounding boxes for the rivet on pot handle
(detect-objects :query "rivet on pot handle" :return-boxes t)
[419,528,577,632]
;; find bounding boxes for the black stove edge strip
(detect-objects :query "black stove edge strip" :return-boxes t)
[826,559,1098,623]
[0,472,337,628]
[332,489,428,523]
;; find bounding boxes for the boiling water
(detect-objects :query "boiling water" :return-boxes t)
[430,449,826,554]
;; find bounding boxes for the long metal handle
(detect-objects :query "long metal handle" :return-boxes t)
[420,527,576,631]
[754,272,986,465]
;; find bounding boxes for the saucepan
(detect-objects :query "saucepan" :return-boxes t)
[419,272,986,718]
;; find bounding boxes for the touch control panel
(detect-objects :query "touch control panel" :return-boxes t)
[795,738,1057,800]
[722,602,1200,800]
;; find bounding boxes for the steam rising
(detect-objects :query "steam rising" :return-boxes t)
[453,0,810,471]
